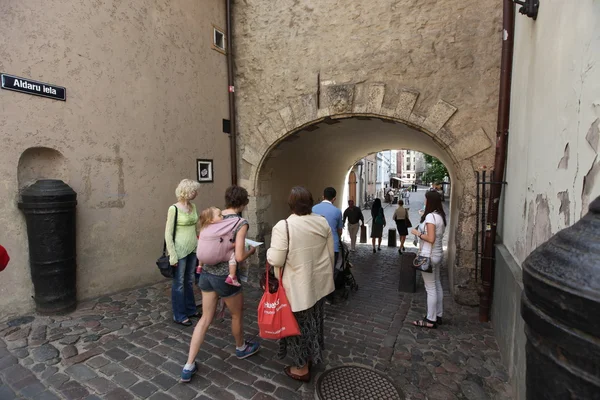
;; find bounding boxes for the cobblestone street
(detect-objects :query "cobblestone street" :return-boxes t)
[0,190,510,400]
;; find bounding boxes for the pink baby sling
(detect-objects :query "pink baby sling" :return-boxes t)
[196,217,242,265]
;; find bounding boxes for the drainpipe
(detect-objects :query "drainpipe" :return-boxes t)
[226,0,238,185]
[479,0,516,322]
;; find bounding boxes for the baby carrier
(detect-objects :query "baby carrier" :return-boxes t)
[196,217,241,265]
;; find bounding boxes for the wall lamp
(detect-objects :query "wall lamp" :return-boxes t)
[512,0,539,20]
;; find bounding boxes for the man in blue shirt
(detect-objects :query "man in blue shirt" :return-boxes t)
[312,187,343,269]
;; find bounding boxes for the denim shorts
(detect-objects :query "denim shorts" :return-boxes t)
[197,271,242,298]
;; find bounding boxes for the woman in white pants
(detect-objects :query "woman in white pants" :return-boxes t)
[410,190,446,329]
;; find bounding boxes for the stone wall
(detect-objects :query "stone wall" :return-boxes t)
[232,0,501,304]
[0,0,231,318]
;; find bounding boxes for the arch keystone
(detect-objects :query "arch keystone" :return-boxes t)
[423,99,458,133]
[319,83,355,116]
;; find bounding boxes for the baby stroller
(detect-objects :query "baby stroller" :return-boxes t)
[333,242,359,300]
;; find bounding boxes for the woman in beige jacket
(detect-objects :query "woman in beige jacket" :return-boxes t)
[267,186,335,382]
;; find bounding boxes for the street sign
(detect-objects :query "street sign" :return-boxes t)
[1,73,66,101]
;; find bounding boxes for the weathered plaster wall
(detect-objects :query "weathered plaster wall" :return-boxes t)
[0,0,230,318]
[493,3,600,398]
[502,1,600,266]
[233,0,502,304]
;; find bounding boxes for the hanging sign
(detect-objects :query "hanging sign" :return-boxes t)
[1,73,66,101]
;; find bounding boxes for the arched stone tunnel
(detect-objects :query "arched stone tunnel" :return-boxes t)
[238,83,494,305]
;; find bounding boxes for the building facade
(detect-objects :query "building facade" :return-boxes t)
[0,1,232,317]
[491,2,600,398]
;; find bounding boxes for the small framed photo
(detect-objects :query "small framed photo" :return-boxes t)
[197,159,214,183]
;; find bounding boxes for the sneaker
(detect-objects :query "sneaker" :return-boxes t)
[180,362,198,383]
[236,341,260,359]
[225,275,241,287]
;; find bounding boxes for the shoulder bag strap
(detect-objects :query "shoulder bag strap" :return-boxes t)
[280,219,290,279]
[162,205,178,256]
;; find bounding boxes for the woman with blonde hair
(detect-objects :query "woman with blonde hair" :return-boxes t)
[166,179,201,326]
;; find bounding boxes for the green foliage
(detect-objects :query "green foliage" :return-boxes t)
[422,154,448,184]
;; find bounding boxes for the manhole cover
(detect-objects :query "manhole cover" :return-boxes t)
[315,365,403,400]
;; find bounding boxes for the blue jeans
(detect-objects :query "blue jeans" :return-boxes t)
[172,252,197,322]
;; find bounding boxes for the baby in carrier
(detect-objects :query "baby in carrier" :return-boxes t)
[197,207,241,287]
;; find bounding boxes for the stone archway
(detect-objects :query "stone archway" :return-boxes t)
[238,81,494,305]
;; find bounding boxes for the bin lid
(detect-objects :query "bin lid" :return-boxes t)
[19,180,77,204]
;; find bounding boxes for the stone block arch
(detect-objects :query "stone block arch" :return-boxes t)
[238,81,493,305]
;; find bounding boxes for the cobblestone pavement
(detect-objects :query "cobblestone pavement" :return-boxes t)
[0,190,511,400]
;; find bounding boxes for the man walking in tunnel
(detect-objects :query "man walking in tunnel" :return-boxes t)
[312,187,343,268]
[343,200,364,252]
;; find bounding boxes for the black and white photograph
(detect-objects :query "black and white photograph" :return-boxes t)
[196,159,214,182]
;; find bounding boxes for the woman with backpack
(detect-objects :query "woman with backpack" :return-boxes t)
[370,198,386,253]
[181,185,259,383]
[165,179,202,327]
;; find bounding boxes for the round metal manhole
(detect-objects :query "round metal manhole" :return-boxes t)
[315,365,403,400]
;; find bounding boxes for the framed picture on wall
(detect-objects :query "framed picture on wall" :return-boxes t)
[197,159,214,183]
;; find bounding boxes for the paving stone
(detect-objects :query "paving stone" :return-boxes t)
[60,336,81,345]
[0,355,18,371]
[152,373,177,390]
[60,380,90,400]
[45,373,69,388]
[205,385,236,400]
[253,380,276,393]
[6,339,27,350]
[130,381,158,398]
[229,381,258,399]
[62,345,78,359]
[143,352,167,366]
[121,356,143,370]
[100,363,125,377]
[461,379,488,400]
[166,383,197,400]
[206,370,234,388]
[34,390,61,400]
[5,326,31,341]
[66,363,99,382]
[19,381,47,398]
[105,348,129,361]
[273,386,302,400]
[147,393,176,400]
[7,316,35,327]
[40,366,59,380]
[135,364,160,379]
[0,384,17,399]
[31,345,59,362]
[103,387,134,400]
[85,377,117,394]
[86,356,110,369]
[112,371,139,388]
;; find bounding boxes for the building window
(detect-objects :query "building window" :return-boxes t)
[213,27,226,53]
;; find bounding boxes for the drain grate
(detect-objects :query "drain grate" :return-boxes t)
[315,365,403,400]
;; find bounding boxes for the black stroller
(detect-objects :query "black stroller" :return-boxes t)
[333,241,359,300]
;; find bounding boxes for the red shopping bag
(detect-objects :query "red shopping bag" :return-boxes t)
[258,267,300,340]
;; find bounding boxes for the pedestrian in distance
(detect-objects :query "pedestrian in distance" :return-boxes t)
[370,198,386,253]
[181,185,259,383]
[312,187,343,270]
[267,186,335,383]
[165,179,202,327]
[392,199,409,254]
[343,199,364,251]
[411,190,447,329]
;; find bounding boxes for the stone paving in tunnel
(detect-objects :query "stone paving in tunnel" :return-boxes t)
[0,192,511,400]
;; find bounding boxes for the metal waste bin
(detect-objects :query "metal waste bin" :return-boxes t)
[521,196,600,399]
[18,180,77,315]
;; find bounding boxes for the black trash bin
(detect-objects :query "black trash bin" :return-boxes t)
[521,196,600,399]
[18,180,77,315]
